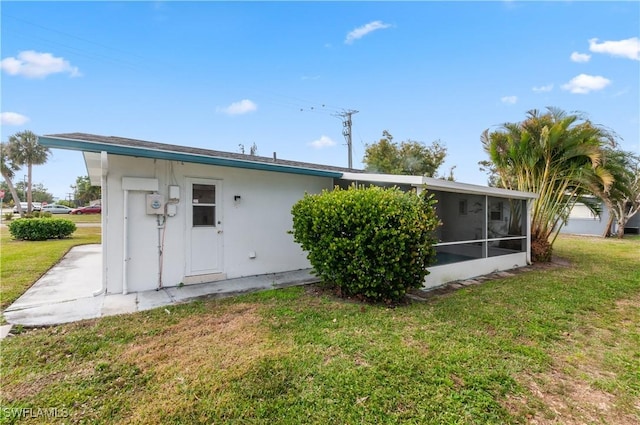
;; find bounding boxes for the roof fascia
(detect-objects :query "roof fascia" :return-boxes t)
[38,136,343,179]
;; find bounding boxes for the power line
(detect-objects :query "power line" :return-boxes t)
[4,28,146,72]
[3,13,177,72]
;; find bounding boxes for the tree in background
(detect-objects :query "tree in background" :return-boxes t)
[74,176,101,206]
[590,149,640,238]
[7,131,50,214]
[0,142,24,215]
[481,107,617,261]
[0,181,53,205]
[363,131,448,177]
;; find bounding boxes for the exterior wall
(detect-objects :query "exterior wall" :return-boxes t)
[425,253,528,289]
[99,154,536,294]
[560,202,640,235]
[103,155,333,293]
[560,203,612,236]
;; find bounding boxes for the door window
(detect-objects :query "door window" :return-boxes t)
[192,184,216,227]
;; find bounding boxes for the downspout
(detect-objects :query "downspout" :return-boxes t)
[93,151,109,296]
[123,189,130,295]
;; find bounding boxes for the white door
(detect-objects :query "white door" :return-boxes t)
[187,178,223,276]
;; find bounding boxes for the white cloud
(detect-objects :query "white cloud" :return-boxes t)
[216,99,257,115]
[309,135,336,149]
[532,84,554,93]
[0,112,30,126]
[500,96,518,105]
[0,50,81,78]
[345,20,392,44]
[561,74,611,94]
[589,37,640,61]
[570,52,591,63]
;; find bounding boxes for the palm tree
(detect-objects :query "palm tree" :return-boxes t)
[591,149,640,238]
[74,175,101,206]
[0,142,24,215]
[481,107,617,261]
[7,130,50,214]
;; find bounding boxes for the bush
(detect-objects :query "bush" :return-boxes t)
[291,185,440,303]
[3,212,13,221]
[8,217,77,241]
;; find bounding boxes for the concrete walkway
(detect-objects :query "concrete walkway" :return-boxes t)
[3,244,319,329]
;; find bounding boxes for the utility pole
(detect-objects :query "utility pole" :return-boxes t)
[334,109,359,169]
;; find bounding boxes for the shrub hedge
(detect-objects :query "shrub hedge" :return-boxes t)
[291,185,440,302]
[8,217,77,241]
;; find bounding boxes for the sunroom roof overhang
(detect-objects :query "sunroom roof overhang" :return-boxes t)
[339,172,538,200]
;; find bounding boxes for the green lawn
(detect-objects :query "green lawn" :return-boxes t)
[0,226,101,310]
[63,213,102,224]
[0,235,638,424]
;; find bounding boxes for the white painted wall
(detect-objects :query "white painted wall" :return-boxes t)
[99,155,534,294]
[425,253,528,289]
[102,155,333,293]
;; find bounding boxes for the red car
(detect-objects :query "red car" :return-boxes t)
[70,205,102,215]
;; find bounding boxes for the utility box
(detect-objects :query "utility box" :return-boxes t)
[169,185,180,201]
[146,194,165,214]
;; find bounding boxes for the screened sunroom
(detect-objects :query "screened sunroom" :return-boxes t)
[338,173,537,289]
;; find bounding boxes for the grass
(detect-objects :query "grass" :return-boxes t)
[61,213,102,224]
[0,226,101,310]
[0,235,638,424]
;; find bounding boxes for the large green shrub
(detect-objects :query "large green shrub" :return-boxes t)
[8,217,77,241]
[291,185,440,302]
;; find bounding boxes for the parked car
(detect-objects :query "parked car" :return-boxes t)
[70,205,102,215]
[13,202,42,213]
[41,204,73,214]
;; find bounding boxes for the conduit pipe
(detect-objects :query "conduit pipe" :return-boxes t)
[156,210,165,290]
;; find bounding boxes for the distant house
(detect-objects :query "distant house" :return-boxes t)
[560,201,640,236]
[38,133,537,295]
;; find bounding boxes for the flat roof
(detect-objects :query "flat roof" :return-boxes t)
[340,172,537,199]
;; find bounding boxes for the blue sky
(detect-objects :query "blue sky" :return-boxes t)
[2,1,639,201]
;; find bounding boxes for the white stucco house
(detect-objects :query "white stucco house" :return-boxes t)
[38,133,538,295]
[560,201,640,236]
